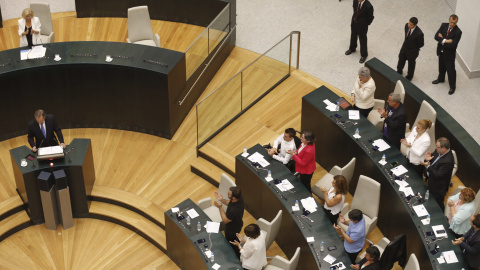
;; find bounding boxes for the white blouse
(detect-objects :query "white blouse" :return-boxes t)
[240,231,267,270]
[324,187,345,215]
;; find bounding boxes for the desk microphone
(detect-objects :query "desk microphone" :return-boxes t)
[32,140,44,168]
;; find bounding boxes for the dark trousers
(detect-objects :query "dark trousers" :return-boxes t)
[352,105,373,118]
[438,53,457,89]
[409,163,424,178]
[299,173,313,193]
[397,49,419,78]
[226,231,240,258]
[349,23,368,57]
[322,207,340,225]
[431,191,446,212]
[347,250,361,264]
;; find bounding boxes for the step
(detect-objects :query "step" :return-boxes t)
[0,211,31,242]
[198,143,235,176]
[0,196,24,222]
[91,185,166,227]
[190,157,234,188]
[89,201,166,251]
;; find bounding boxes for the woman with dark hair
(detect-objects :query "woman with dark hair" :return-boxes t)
[229,224,267,270]
[350,245,381,270]
[287,131,316,193]
[320,175,348,224]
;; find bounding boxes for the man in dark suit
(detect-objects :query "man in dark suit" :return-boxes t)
[377,93,407,150]
[452,214,480,270]
[432,14,462,95]
[345,0,374,64]
[27,109,66,152]
[420,137,455,211]
[397,17,424,81]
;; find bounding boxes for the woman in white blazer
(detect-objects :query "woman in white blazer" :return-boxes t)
[401,119,432,176]
[18,8,42,47]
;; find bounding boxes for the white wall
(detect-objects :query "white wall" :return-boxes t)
[1,0,75,21]
[456,0,480,71]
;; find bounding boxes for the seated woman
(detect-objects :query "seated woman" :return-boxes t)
[400,119,432,177]
[229,224,267,270]
[18,8,41,47]
[447,187,476,238]
[319,175,348,225]
[351,245,381,270]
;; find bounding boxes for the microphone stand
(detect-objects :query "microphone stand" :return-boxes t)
[32,140,44,168]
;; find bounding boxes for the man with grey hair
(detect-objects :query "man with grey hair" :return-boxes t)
[377,93,407,149]
[27,109,66,152]
[350,67,376,118]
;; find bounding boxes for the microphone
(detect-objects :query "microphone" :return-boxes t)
[32,140,44,168]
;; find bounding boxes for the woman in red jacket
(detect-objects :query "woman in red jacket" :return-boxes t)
[287,131,316,193]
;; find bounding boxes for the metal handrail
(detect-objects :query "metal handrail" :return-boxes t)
[196,31,301,106]
[179,24,236,106]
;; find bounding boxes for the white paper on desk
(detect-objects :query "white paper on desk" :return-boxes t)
[323,99,334,106]
[21,45,46,60]
[437,256,446,264]
[432,225,448,238]
[323,254,336,264]
[257,158,270,167]
[413,204,429,217]
[247,152,263,162]
[391,165,408,176]
[265,176,273,182]
[186,209,199,219]
[349,110,360,120]
[331,262,346,270]
[277,180,294,191]
[353,134,361,139]
[442,250,458,263]
[307,237,315,243]
[171,207,179,213]
[292,205,300,211]
[241,152,249,157]
[300,197,318,213]
[38,146,63,155]
[205,249,213,258]
[212,263,221,270]
[379,160,387,165]
[403,187,414,197]
[206,221,220,233]
[20,49,30,60]
[395,179,409,188]
[421,218,430,225]
[372,139,391,152]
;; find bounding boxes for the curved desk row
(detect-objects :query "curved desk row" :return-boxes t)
[302,86,467,269]
[236,144,350,269]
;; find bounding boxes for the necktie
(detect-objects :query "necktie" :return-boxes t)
[354,3,362,23]
[41,123,46,138]
[446,28,451,38]
[407,29,412,38]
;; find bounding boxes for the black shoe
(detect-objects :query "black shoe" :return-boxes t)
[345,50,354,55]
[432,79,444,84]
[448,88,456,95]
[359,57,367,64]
[405,75,412,81]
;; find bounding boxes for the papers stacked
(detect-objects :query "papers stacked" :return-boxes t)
[38,146,63,156]
[323,254,336,264]
[300,197,318,213]
[412,204,429,217]
[20,45,47,60]
[395,179,414,196]
[247,152,270,167]
[276,179,294,191]
[372,139,391,152]
[441,250,458,264]
[186,209,199,219]
[323,99,338,111]
[432,225,448,238]
[348,110,360,120]
[391,165,408,176]
[205,221,220,233]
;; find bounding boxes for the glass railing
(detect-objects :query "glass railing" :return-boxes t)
[185,4,230,80]
[196,32,301,147]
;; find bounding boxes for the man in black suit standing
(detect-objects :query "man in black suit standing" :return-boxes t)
[420,137,455,211]
[452,214,480,270]
[27,109,66,152]
[397,17,424,81]
[432,14,462,95]
[377,93,407,150]
[345,0,374,64]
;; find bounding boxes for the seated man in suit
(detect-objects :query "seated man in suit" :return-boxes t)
[267,128,298,167]
[376,93,407,150]
[420,137,455,212]
[27,109,65,152]
[452,214,480,270]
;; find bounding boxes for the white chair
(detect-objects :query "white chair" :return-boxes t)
[404,253,420,270]
[197,173,235,229]
[312,157,356,201]
[30,2,54,43]
[367,80,405,131]
[127,6,161,47]
[451,150,458,179]
[264,247,300,270]
[338,175,381,244]
[444,185,464,217]
[401,100,437,156]
[256,210,282,250]
[356,237,390,263]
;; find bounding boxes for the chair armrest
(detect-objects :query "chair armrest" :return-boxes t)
[269,255,290,268]
[367,217,378,235]
[329,165,342,176]
[126,38,132,43]
[154,33,161,47]
[377,237,390,249]
[48,32,54,43]
[341,203,349,216]
[405,123,410,133]
[197,198,212,210]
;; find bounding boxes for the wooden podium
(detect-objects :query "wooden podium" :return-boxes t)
[10,138,95,224]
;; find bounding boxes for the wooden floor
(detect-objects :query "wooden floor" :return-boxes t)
[0,12,466,270]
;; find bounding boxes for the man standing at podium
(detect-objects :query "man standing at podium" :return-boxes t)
[28,109,66,152]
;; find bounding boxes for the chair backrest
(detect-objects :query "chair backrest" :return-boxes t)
[218,173,236,211]
[451,150,458,178]
[340,157,356,186]
[474,188,480,214]
[257,210,282,250]
[426,123,436,153]
[404,253,420,270]
[394,80,405,104]
[128,6,154,43]
[286,247,301,270]
[30,2,53,35]
[351,175,381,220]
[413,100,437,130]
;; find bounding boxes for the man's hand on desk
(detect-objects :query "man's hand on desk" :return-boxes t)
[32,146,37,152]
[60,143,66,149]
